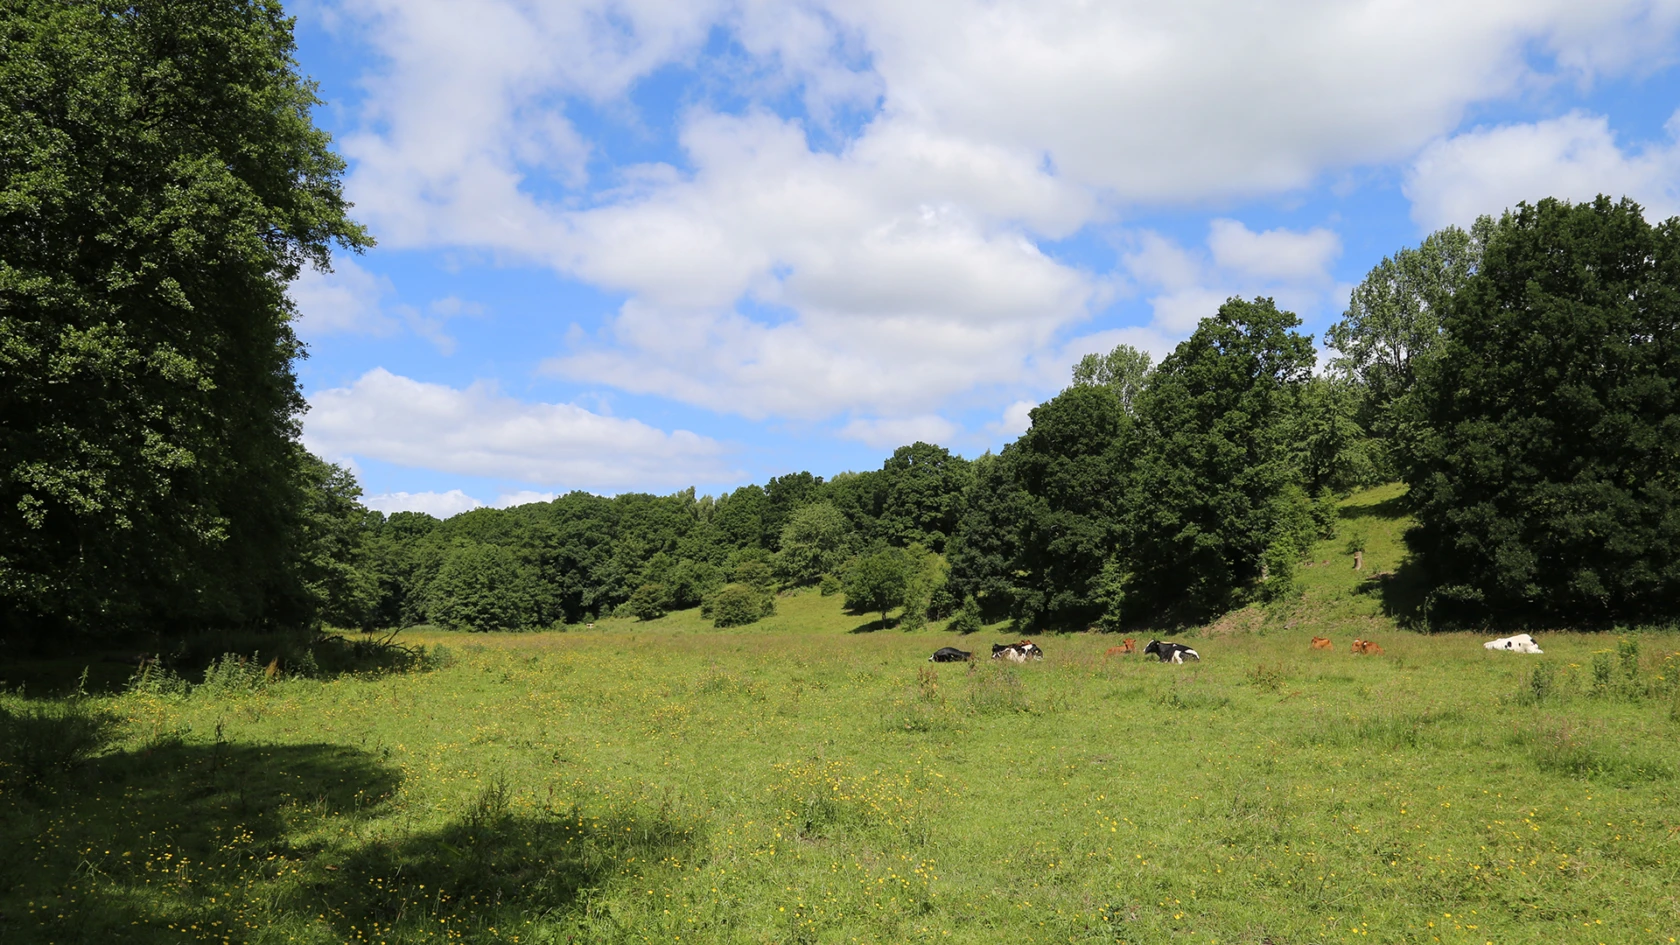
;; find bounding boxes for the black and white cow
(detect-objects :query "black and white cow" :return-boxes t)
[1143,639,1200,664]
[991,641,1044,663]
[929,646,974,662]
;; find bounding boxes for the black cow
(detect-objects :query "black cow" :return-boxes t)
[1143,639,1200,664]
[929,647,973,662]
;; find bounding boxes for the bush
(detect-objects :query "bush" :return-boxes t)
[710,583,772,628]
[625,583,669,621]
[820,573,842,597]
[948,596,983,634]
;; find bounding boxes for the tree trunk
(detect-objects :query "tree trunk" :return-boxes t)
[1353,551,1364,571]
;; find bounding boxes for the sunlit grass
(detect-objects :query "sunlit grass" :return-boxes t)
[3,486,1678,943]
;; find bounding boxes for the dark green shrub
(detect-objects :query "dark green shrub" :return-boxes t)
[625,583,669,621]
[948,596,983,634]
[710,583,770,628]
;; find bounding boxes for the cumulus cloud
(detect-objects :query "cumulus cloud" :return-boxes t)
[362,489,483,518]
[1405,111,1680,229]
[494,490,559,508]
[303,368,735,490]
[313,0,1680,427]
[838,414,959,449]
[289,257,398,337]
[1207,219,1342,282]
[288,258,479,354]
[992,400,1037,437]
[1116,221,1345,339]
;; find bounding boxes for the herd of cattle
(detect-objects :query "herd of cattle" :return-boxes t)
[927,631,1547,664]
[928,638,1201,664]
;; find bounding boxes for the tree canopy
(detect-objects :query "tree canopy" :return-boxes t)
[1,0,371,643]
[1403,196,1680,623]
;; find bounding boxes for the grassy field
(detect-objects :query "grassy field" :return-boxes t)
[3,487,1679,944]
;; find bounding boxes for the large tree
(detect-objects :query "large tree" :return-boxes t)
[0,0,369,641]
[1009,384,1131,630]
[1404,197,1680,623]
[1327,223,1484,470]
[1071,343,1153,414]
[1127,298,1319,620]
[876,442,971,551]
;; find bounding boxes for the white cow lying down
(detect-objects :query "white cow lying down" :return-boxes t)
[1485,633,1543,654]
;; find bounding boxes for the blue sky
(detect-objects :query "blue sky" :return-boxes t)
[285,0,1680,517]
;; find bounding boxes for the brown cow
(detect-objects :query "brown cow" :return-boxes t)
[1351,638,1383,655]
[1310,636,1333,650]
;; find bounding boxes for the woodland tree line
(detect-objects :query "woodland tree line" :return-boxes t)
[3,2,1677,653]
[321,200,1678,636]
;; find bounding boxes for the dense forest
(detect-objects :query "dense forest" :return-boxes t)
[2,3,1676,651]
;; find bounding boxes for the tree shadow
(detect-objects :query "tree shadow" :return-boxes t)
[304,790,700,942]
[1336,492,1410,523]
[1,732,401,943]
[0,716,698,943]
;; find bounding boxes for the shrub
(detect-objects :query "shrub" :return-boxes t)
[948,596,983,634]
[710,583,771,628]
[819,573,842,596]
[625,583,669,621]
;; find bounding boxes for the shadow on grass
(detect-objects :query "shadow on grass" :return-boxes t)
[1336,492,1410,523]
[0,715,698,943]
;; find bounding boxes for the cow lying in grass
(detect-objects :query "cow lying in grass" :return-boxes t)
[992,641,1044,662]
[929,647,973,662]
[1104,639,1137,658]
[1484,633,1543,654]
[1310,636,1333,650]
[1351,638,1384,655]
[1143,639,1200,663]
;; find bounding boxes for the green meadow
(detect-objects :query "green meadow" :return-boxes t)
[3,489,1678,945]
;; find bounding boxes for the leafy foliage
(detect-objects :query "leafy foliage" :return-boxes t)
[1127,298,1320,620]
[1403,197,1680,623]
[844,549,911,628]
[1009,384,1131,630]
[1070,343,1153,414]
[708,583,775,628]
[0,0,369,641]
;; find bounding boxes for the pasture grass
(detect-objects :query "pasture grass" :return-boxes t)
[3,486,1679,944]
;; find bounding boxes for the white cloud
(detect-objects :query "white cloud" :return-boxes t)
[993,400,1036,437]
[1405,111,1680,229]
[303,368,735,490]
[1207,219,1341,282]
[288,258,479,354]
[289,257,398,337]
[494,490,558,508]
[838,414,960,449]
[1115,222,1346,338]
[315,0,1680,426]
[363,489,483,518]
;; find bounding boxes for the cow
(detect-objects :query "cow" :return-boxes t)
[1310,636,1333,650]
[1142,639,1200,663]
[1484,633,1543,654]
[929,646,974,663]
[992,641,1044,662]
[1104,639,1137,658]
[1351,638,1383,655]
